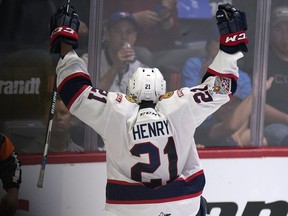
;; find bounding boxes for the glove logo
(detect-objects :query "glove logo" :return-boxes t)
[50,26,79,45]
[225,32,247,43]
[220,31,248,47]
[51,26,75,38]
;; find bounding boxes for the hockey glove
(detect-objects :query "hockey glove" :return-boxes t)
[216,3,248,54]
[50,5,80,54]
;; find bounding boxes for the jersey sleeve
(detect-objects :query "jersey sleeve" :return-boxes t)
[191,51,244,126]
[55,50,136,136]
[159,51,244,128]
[207,50,243,81]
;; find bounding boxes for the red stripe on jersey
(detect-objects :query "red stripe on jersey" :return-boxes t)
[107,179,144,186]
[207,68,238,81]
[106,191,203,204]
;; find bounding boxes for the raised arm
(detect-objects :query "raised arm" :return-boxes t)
[189,3,249,127]
[202,3,248,88]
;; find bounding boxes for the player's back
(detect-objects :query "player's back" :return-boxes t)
[103,91,205,216]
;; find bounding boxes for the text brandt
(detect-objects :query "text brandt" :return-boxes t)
[0,78,40,94]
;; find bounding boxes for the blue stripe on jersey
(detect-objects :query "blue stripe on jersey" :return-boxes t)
[106,171,205,204]
[58,74,92,108]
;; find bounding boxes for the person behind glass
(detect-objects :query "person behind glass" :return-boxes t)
[45,97,84,152]
[102,0,179,67]
[49,3,248,215]
[29,96,84,153]
[264,5,288,146]
[0,133,21,216]
[103,0,178,51]
[197,77,274,148]
[182,25,253,147]
[82,11,146,93]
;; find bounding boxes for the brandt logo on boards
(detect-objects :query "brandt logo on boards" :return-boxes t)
[0,77,41,95]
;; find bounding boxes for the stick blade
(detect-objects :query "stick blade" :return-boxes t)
[37,168,45,188]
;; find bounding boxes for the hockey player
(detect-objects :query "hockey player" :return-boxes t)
[0,133,22,216]
[49,3,248,216]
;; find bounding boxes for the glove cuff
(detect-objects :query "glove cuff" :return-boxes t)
[220,31,248,54]
[50,26,79,46]
[50,36,79,54]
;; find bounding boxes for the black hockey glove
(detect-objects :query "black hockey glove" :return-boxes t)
[49,5,80,54]
[216,3,248,54]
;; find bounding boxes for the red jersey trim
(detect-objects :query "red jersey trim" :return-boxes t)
[207,68,239,81]
[106,191,202,204]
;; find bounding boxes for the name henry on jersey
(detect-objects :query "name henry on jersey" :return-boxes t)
[132,120,170,140]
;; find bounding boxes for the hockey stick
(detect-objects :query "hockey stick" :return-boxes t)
[37,0,71,188]
[37,77,57,188]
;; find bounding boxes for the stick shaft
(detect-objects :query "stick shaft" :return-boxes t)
[37,0,71,188]
[37,76,57,188]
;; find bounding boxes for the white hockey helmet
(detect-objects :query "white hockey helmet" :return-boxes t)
[127,67,166,103]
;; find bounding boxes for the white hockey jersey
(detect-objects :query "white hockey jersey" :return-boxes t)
[56,50,243,216]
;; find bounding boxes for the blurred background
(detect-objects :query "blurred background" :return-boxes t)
[1,0,287,153]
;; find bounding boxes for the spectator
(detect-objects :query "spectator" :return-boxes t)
[182,25,253,147]
[82,11,146,93]
[0,132,21,216]
[264,5,288,146]
[28,96,84,153]
[102,0,191,72]
[103,0,178,54]
[46,97,84,152]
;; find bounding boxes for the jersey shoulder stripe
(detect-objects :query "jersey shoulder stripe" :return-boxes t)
[58,73,92,109]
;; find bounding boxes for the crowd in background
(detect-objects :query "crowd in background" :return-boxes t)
[0,0,288,153]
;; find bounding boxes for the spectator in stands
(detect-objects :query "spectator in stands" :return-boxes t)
[102,0,188,71]
[46,97,84,152]
[29,96,84,153]
[264,5,288,146]
[82,11,146,92]
[103,0,178,54]
[0,132,21,216]
[181,25,253,147]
